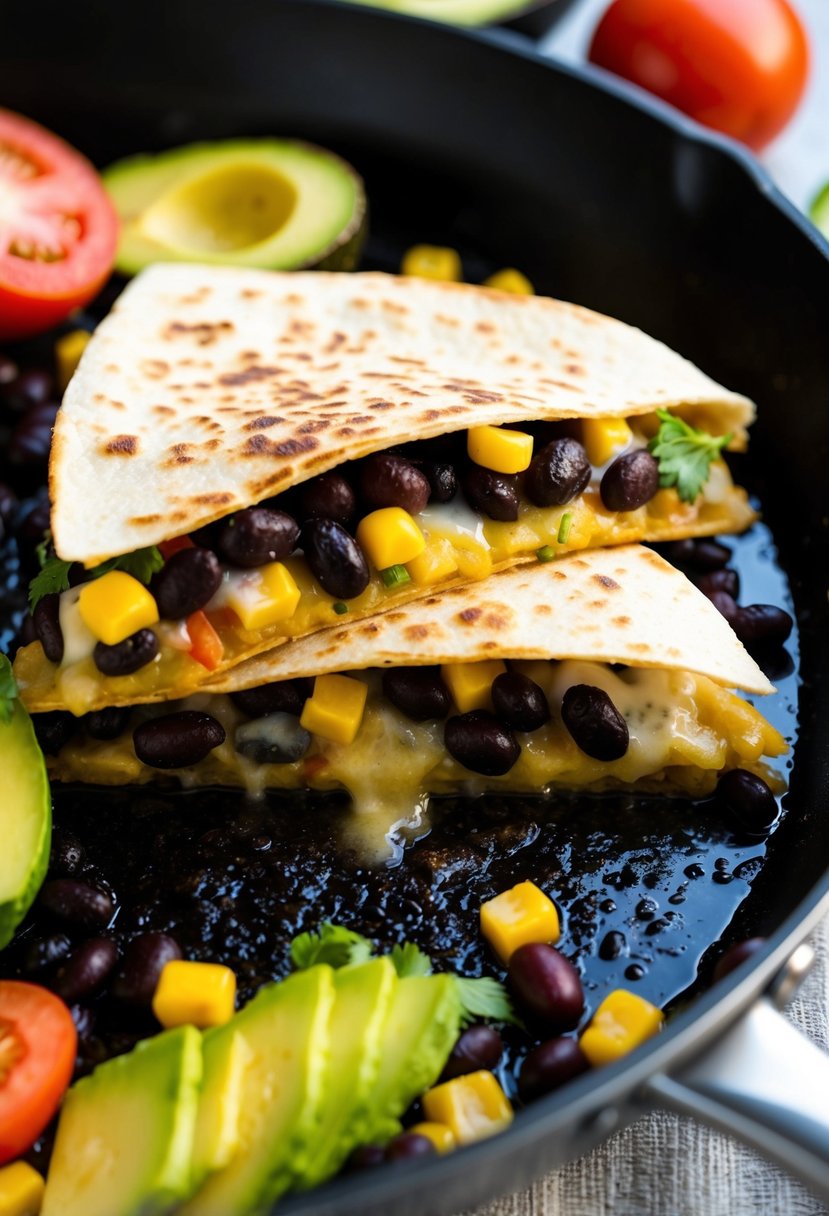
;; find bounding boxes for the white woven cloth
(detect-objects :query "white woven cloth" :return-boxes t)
[471,915,829,1216]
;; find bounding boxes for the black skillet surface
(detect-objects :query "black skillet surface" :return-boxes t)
[1,1,829,1211]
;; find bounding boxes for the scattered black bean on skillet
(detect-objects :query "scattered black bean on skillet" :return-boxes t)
[38,879,115,931]
[360,453,431,515]
[384,1133,436,1163]
[151,546,223,619]
[52,937,119,1004]
[302,518,370,600]
[491,671,550,732]
[112,932,182,1007]
[8,401,59,466]
[32,592,63,663]
[599,449,660,512]
[217,506,300,568]
[698,568,740,599]
[561,685,630,761]
[462,466,519,521]
[1,365,54,411]
[508,942,584,1030]
[444,710,521,775]
[440,1025,503,1080]
[84,706,133,741]
[383,666,452,721]
[94,629,159,676]
[300,471,357,526]
[133,711,226,769]
[230,678,313,719]
[518,1037,591,1102]
[524,437,591,508]
[715,769,778,834]
[663,538,732,571]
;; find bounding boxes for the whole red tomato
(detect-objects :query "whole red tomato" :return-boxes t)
[588,0,809,150]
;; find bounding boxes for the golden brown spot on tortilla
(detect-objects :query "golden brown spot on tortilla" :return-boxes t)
[565,363,585,378]
[369,400,393,410]
[153,405,175,417]
[421,410,441,422]
[475,322,496,334]
[242,434,320,458]
[613,615,631,627]
[536,604,552,615]
[594,574,620,590]
[108,400,126,411]
[552,570,567,580]
[459,608,482,625]
[337,427,355,438]
[130,513,161,526]
[483,641,497,651]
[240,289,262,300]
[104,364,119,374]
[102,434,138,456]
[141,359,170,379]
[348,415,372,425]
[350,298,369,310]
[239,350,260,361]
[465,390,504,405]
[484,611,509,629]
[192,492,233,506]
[324,332,347,353]
[218,365,281,387]
[435,314,459,327]
[405,625,429,642]
[382,300,409,315]
[164,320,234,346]
[630,643,650,653]
[298,419,330,434]
[244,416,284,432]
[390,357,426,367]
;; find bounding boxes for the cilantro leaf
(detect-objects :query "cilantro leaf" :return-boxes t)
[91,546,164,585]
[290,922,374,970]
[28,556,73,609]
[647,409,732,504]
[0,654,18,724]
[35,529,52,569]
[454,976,522,1029]
[390,942,433,979]
[28,545,164,612]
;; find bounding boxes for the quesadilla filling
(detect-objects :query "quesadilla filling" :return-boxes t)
[20,411,752,714]
[37,659,786,848]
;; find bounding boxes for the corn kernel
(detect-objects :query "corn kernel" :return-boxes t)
[55,329,91,392]
[406,538,459,587]
[581,418,634,467]
[484,268,534,295]
[77,570,159,646]
[480,880,560,964]
[468,425,534,475]
[401,244,462,282]
[441,660,506,713]
[580,989,663,1067]
[300,673,368,745]
[225,562,301,631]
[423,1071,513,1146]
[357,507,425,571]
[152,960,236,1030]
[408,1121,457,1155]
[0,1161,45,1216]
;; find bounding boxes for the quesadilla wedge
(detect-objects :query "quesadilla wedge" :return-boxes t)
[37,547,786,855]
[19,266,756,715]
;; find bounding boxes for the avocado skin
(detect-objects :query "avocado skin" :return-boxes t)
[103,138,367,276]
[0,699,51,949]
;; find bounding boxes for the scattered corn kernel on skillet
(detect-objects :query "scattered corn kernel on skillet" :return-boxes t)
[2,0,829,1211]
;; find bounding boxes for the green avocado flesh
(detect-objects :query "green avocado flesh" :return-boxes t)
[344,0,541,26]
[103,138,367,276]
[43,1027,203,1216]
[0,700,51,949]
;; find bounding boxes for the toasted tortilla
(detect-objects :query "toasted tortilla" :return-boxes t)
[209,545,773,695]
[51,264,754,566]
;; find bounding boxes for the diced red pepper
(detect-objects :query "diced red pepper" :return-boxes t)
[187,610,224,671]
[159,536,195,560]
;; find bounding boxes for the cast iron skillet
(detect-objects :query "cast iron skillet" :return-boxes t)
[2,1,829,1211]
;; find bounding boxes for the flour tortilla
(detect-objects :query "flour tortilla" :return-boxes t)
[51,264,754,566]
[208,545,773,695]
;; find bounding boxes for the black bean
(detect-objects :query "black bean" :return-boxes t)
[664,538,732,571]
[492,672,550,732]
[462,466,519,521]
[518,1037,591,1103]
[151,547,222,618]
[39,879,115,931]
[49,829,84,876]
[508,943,584,1029]
[444,710,520,776]
[441,1025,503,1080]
[235,713,311,764]
[345,1145,386,1173]
[600,449,659,511]
[422,461,457,503]
[230,678,312,719]
[383,667,452,721]
[33,711,78,756]
[217,506,300,568]
[561,684,629,761]
[8,401,58,465]
[15,614,39,651]
[112,932,182,1007]
[70,1005,97,1042]
[360,454,431,515]
[32,593,64,663]
[21,933,73,976]
[19,495,51,543]
[713,936,766,982]
[2,367,53,411]
[384,1133,436,1163]
[300,472,357,526]
[598,930,627,961]
[94,629,159,676]
[524,438,591,508]
[707,589,739,625]
[133,710,226,769]
[84,706,132,740]
[699,568,740,599]
[53,938,119,1003]
[733,603,793,647]
[302,519,370,600]
[715,769,778,832]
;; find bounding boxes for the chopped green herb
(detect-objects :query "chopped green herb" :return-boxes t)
[557,512,573,545]
[536,545,555,563]
[381,564,412,588]
[454,976,522,1029]
[333,602,349,616]
[390,942,433,979]
[290,922,373,970]
[647,409,731,504]
[0,655,19,724]
[35,529,52,569]
[28,544,165,611]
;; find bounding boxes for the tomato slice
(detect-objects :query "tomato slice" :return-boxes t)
[0,981,76,1164]
[187,610,224,671]
[0,110,118,341]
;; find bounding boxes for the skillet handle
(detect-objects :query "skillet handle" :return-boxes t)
[644,988,829,1203]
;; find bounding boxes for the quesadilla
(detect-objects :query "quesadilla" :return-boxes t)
[17,266,756,715]
[38,547,786,853]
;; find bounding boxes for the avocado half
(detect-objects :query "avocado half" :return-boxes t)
[344,0,551,26]
[103,139,367,276]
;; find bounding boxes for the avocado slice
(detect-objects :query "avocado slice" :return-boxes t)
[103,139,366,276]
[190,1028,253,1188]
[0,693,51,949]
[345,0,542,26]
[297,956,398,1190]
[181,965,335,1216]
[43,1026,202,1216]
[366,974,463,1144]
